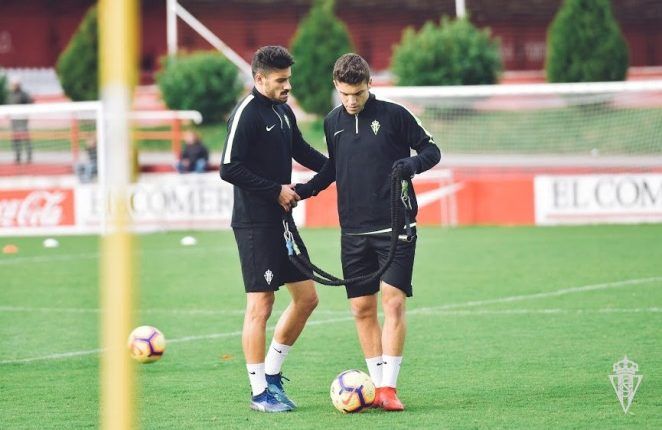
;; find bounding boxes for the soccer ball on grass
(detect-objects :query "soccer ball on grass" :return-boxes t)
[330,369,375,413]
[127,325,166,363]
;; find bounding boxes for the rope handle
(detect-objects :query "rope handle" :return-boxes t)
[284,164,413,287]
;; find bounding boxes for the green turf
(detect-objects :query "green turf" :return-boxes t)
[1,225,661,429]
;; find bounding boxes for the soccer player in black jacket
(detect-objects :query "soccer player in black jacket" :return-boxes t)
[220,46,327,413]
[296,53,441,411]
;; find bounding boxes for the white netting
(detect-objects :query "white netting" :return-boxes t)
[373,80,662,168]
[0,101,101,172]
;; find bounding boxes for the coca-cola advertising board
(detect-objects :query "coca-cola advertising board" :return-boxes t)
[0,189,75,233]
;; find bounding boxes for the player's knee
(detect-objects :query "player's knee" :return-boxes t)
[246,305,272,324]
[246,294,275,322]
[351,302,377,321]
[295,291,319,314]
[306,293,320,312]
[382,295,406,318]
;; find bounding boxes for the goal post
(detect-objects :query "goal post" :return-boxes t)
[0,102,202,174]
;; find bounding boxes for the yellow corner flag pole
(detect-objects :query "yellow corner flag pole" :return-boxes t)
[99,0,139,429]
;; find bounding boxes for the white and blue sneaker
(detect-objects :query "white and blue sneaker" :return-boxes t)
[250,389,293,413]
[266,373,297,409]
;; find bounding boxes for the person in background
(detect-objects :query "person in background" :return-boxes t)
[75,137,97,183]
[176,131,209,173]
[7,77,34,164]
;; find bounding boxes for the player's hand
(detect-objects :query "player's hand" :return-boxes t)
[294,182,315,200]
[392,157,418,178]
[278,184,300,212]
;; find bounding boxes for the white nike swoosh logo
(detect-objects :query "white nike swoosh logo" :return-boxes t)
[333,129,344,136]
[266,124,276,131]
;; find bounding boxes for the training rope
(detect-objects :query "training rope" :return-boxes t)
[282,165,414,287]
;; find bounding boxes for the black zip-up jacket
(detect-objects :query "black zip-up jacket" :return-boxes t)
[303,93,441,234]
[220,88,327,228]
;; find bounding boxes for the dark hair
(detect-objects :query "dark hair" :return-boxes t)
[333,53,371,85]
[251,46,295,77]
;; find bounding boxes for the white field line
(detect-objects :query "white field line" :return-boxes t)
[2,307,661,365]
[2,276,660,316]
[0,253,98,265]
[1,276,660,365]
[411,276,662,313]
[0,316,356,365]
[414,307,662,315]
[2,308,660,365]
[0,348,105,364]
[0,306,245,315]
[0,245,223,266]
[0,307,349,316]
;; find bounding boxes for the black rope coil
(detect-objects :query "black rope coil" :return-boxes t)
[282,164,412,287]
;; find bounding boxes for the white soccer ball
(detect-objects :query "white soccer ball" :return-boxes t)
[180,236,197,246]
[330,369,375,413]
[43,238,59,248]
[127,325,166,363]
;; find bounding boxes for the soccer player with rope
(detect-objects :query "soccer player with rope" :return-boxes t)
[294,53,441,411]
[220,46,327,413]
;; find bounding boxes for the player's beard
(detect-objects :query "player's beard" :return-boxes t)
[266,85,289,103]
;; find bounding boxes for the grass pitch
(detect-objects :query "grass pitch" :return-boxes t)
[1,225,661,429]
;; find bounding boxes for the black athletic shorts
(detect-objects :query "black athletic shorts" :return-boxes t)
[233,226,309,293]
[341,230,417,299]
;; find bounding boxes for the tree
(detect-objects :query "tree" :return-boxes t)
[290,0,353,116]
[156,51,242,123]
[546,0,628,82]
[0,72,7,104]
[56,5,98,101]
[391,16,502,86]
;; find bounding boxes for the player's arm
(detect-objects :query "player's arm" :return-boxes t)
[394,108,441,177]
[220,107,282,202]
[287,107,328,172]
[294,118,336,199]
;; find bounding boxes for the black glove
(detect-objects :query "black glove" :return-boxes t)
[294,182,316,200]
[392,157,419,178]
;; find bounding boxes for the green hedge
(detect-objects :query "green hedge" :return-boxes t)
[546,0,628,82]
[56,5,98,101]
[156,52,242,123]
[391,16,502,86]
[290,0,353,116]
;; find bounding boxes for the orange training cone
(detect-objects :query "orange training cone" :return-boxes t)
[2,244,18,254]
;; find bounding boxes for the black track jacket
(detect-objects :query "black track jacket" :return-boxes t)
[220,88,327,228]
[303,93,441,234]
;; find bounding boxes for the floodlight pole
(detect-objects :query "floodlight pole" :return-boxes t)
[167,0,177,56]
[165,0,253,83]
[456,0,466,18]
